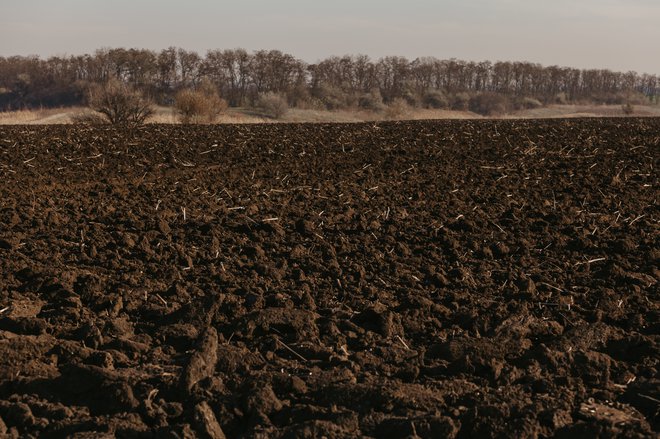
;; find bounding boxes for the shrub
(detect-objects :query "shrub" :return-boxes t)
[622,103,634,115]
[469,92,509,116]
[70,111,109,125]
[554,92,569,104]
[287,84,312,108]
[86,78,154,125]
[384,98,410,120]
[401,82,421,107]
[623,92,648,105]
[257,92,289,119]
[175,86,227,123]
[358,89,386,112]
[422,89,449,109]
[311,83,358,110]
[593,92,646,106]
[450,92,471,111]
[512,97,544,111]
[521,97,543,109]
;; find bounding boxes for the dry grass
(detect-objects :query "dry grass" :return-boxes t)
[148,106,178,123]
[505,104,660,119]
[1,104,658,125]
[0,107,89,124]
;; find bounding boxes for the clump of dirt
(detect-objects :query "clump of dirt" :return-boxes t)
[0,119,657,437]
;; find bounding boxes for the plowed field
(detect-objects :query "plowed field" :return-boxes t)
[0,119,658,438]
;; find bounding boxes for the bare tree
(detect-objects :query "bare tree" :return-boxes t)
[86,77,154,125]
[177,49,202,88]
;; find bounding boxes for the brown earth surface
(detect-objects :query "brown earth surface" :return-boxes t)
[0,119,658,438]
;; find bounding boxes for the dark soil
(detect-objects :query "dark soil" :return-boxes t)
[0,119,658,438]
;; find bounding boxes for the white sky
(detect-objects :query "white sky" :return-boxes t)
[1,0,658,74]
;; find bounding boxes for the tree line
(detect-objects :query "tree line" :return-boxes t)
[0,47,657,113]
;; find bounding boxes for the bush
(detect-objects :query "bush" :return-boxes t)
[512,97,543,111]
[469,92,509,116]
[422,89,449,109]
[287,84,312,108]
[623,92,648,105]
[70,111,109,125]
[257,92,289,119]
[175,86,227,123]
[401,82,421,107]
[86,78,154,125]
[593,92,646,106]
[384,98,410,120]
[450,92,471,111]
[622,103,635,115]
[311,83,354,110]
[358,89,386,112]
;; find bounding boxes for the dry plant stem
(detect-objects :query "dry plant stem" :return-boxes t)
[538,282,566,293]
[276,338,307,362]
[396,335,411,350]
[629,214,645,226]
[574,257,607,266]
